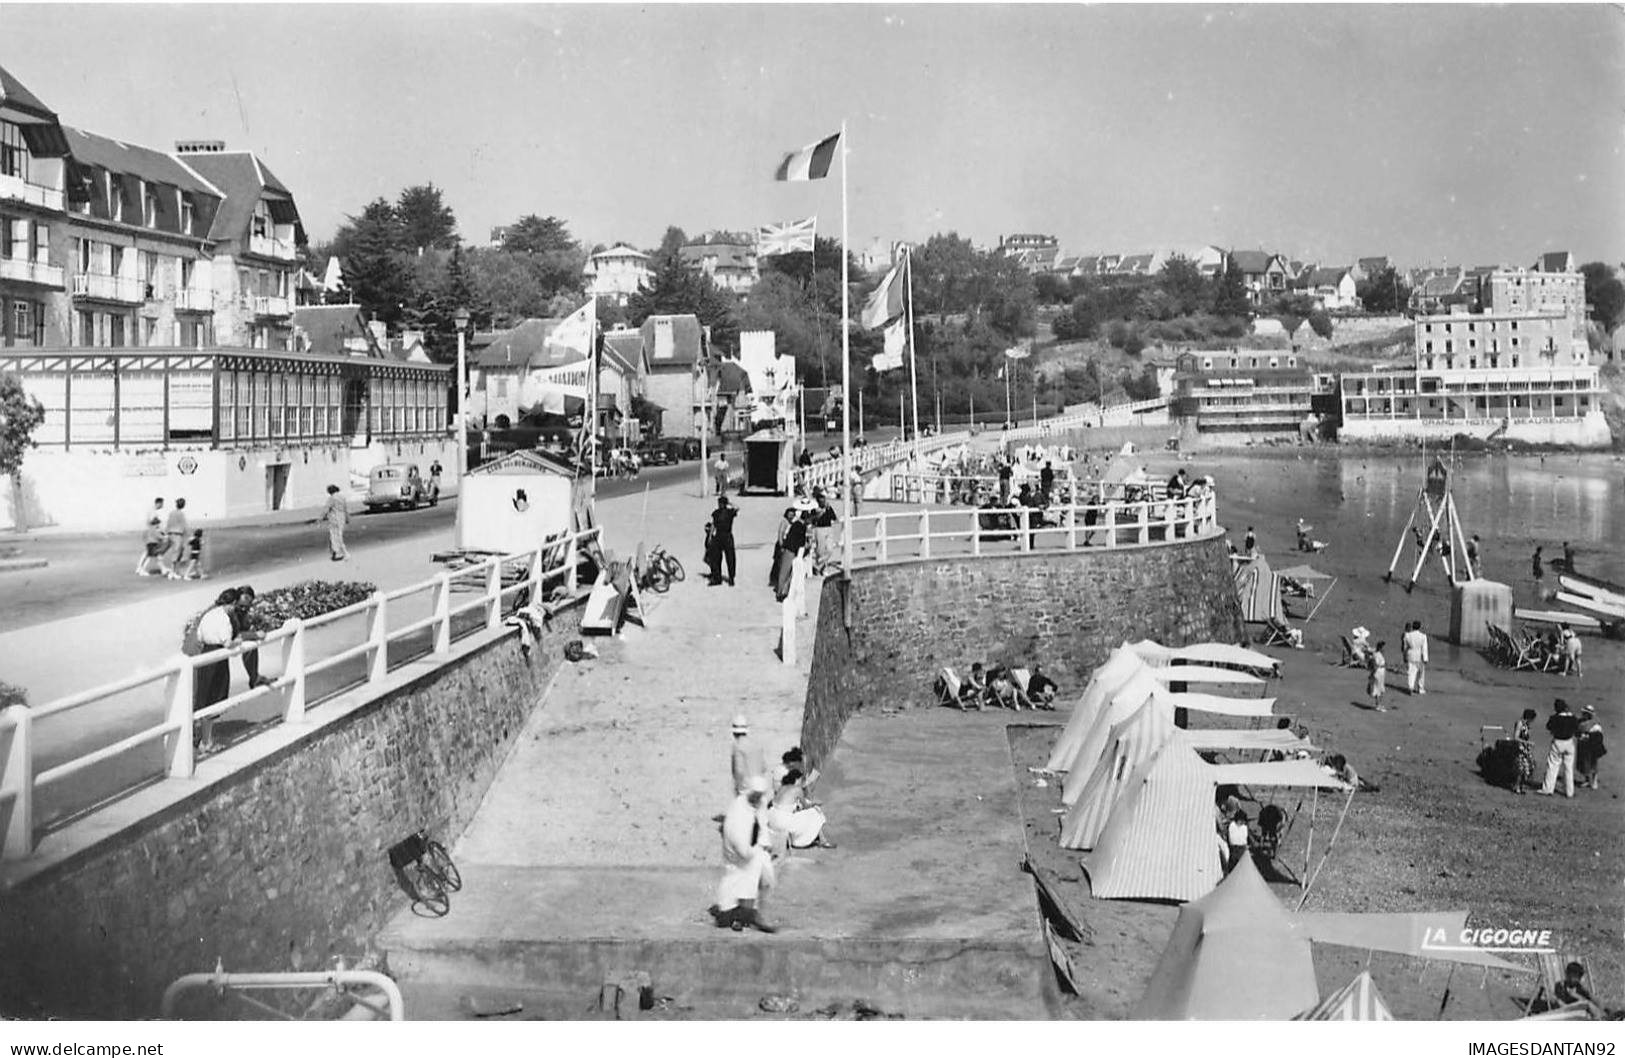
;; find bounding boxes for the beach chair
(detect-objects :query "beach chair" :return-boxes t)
[1338,635,1365,668]
[1012,668,1031,694]
[1259,617,1303,649]
[1524,953,1593,1018]
[934,667,964,709]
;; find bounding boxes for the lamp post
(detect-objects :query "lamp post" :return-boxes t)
[455,307,471,479]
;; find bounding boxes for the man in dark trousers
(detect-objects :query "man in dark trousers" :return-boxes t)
[1039,461,1056,503]
[1538,698,1581,798]
[707,496,738,586]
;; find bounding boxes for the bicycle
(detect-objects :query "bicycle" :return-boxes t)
[639,544,685,594]
[388,831,463,917]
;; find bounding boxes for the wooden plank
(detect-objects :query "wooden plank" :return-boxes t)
[1022,854,1091,943]
[1043,921,1081,995]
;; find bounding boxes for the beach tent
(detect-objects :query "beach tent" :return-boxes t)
[1045,645,1145,772]
[1060,670,1168,805]
[1182,728,1314,755]
[1081,743,1222,902]
[1277,563,1337,622]
[1235,551,1282,622]
[1166,691,1277,718]
[1129,639,1281,676]
[1149,664,1265,689]
[1294,971,1394,1021]
[1132,854,1320,1019]
[1061,697,1178,849]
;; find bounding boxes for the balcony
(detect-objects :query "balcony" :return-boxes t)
[73,273,144,302]
[174,288,212,312]
[0,172,64,212]
[0,257,65,288]
[247,234,297,260]
[253,295,291,317]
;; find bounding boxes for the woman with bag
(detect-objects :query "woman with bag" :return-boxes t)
[186,589,242,751]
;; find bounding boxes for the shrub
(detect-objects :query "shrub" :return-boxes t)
[246,580,378,633]
[1308,310,1334,339]
[1122,330,1146,356]
[0,681,26,709]
[1106,319,1130,349]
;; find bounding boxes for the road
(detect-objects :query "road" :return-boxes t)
[0,461,698,635]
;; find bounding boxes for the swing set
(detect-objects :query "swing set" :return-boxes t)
[1383,454,1478,593]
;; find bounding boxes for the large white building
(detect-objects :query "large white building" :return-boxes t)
[584,244,651,304]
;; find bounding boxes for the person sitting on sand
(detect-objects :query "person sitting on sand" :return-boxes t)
[1224,810,1251,873]
[1026,664,1059,709]
[986,664,1032,710]
[765,768,837,855]
[1552,961,1611,1019]
[1321,753,1379,793]
[960,662,990,711]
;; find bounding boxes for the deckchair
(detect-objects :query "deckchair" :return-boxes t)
[1259,617,1303,649]
[1337,635,1365,668]
[1523,953,1596,1019]
[934,667,965,709]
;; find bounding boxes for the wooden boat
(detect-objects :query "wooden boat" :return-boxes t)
[1558,574,1625,610]
[1555,591,1625,621]
[1514,608,1602,631]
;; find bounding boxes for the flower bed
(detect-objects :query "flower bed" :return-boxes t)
[0,680,27,709]
[244,580,377,634]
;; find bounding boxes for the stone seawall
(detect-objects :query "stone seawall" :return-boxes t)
[0,610,580,1020]
[801,535,1244,770]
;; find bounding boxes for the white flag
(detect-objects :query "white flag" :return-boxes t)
[860,257,907,330]
[870,316,907,372]
[546,299,596,358]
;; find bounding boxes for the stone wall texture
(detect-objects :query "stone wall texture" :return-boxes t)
[801,536,1243,771]
[0,609,581,1020]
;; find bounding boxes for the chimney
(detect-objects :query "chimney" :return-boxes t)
[368,320,387,345]
[175,140,226,154]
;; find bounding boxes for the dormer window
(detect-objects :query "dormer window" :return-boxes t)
[143,186,159,227]
[181,197,195,235]
[108,176,124,221]
[0,121,27,180]
[251,202,270,240]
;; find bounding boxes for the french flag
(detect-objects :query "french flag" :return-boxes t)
[774,132,841,181]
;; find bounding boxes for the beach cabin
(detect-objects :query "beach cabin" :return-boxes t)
[456,449,591,554]
[742,428,795,495]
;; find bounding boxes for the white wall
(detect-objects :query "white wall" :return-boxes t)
[1337,413,1611,448]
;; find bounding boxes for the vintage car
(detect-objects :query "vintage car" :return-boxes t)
[636,438,681,466]
[365,463,431,510]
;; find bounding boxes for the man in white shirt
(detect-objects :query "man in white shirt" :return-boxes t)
[1402,620,1430,695]
[193,590,241,751]
[715,776,778,932]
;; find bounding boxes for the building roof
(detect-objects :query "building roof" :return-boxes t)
[1301,267,1351,288]
[601,330,643,375]
[1417,272,1467,298]
[591,243,649,262]
[0,63,60,124]
[291,305,380,357]
[1536,250,1574,274]
[641,314,705,368]
[179,150,304,246]
[467,448,578,477]
[1228,250,1280,274]
[1357,256,1391,274]
[62,127,224,200]
[1119,253,1155,274]
[474,318,587,370]
[680,241,756,271]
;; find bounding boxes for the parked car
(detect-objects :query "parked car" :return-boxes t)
[678,437,703,461]
[637,439,680,466]
[365,463,430,510]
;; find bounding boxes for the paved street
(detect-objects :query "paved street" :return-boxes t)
[0,461,699,635]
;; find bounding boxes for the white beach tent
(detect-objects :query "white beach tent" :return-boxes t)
[1060,669,1174,806]
[1149,664,1265,688]
[1061,697,1177,849]
[1044,644,1145,772]
[1080,742,1221,902]
[1129,639,1281,677]
[1169,691,1277,718]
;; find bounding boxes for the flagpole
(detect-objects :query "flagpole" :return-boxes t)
[840,119,853,574]
[1031,359,1037,425]
[904,247,920,452]
[589,297,599,499]
[1004,362,1011,425]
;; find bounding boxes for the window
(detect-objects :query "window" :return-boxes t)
[143,186,159,226]
[32,223,47,264]
[218,372,236,441]
[251,203,270,240]
[109,314,126,348]
[75,309,94,345]
[1,216,24,259]
[237,268,249,298]
[181,197,195,235]
[109,176,124,221]
[0,121,27,180]
[142,318,156,346]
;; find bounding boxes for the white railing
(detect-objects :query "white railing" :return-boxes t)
[0,528,598,861]
[73,272,143,302]
[887,469,1113,507]
[846,491,1218,569]
[791,430,971,495]
[174,288,212,311]
[162,961,403,1021]
[248,234,297,260]
[0,257,64,288]
[254,295,291,317]
[0,172,64,211]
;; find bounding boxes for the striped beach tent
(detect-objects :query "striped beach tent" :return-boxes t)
[1295,971,1394,1021]
[1080,743,1221,902]
[1060,669,1168,806]
[1045,644,1144,772]
[1235,551,1281,622]
[1060,697,1177,849]
[1133,854,1319,1019]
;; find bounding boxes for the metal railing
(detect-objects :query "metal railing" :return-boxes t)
[248,233,298,260]
[162,960,404,1021]
[0,528,598,861]
[846,490,1218,569]
[791,430,971,495]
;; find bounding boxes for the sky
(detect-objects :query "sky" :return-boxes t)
[4,4,1622,269]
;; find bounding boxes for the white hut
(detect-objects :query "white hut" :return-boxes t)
[456,450,591,554]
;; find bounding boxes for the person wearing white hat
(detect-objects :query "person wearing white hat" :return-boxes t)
[729,713,766,796]
[715,774,778,932]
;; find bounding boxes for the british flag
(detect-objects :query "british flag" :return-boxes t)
[756,216,816,257]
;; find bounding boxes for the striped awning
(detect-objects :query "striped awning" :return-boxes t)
[1211,760,1352,790]
[1151,664,1265,687]
[1294,971,1394,1021]
[1168,691,1277,718]
[1130,640,1281,675]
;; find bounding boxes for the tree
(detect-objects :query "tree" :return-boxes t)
[626,247,739,354]
[501,215,578,257]
[1051,294,1098,341]
[395,184,459,253]
[1,372,47,533]
[1307,310,1334,339]
[1158,254,1209,316]
[1034,272,1072,305]
[331,198,416,327]
[1357,266,1410,315]
[1580,262,1625,331]
[1212,261,1252,319]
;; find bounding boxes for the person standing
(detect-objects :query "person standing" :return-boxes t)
[428,459,443,505]
[1560,623,1583,677]
[1531,545,1544,583]
[1402,620,1429,696]
[230,586,272,690]
[164,498,191,579]
[1224,809,1250,874]
[715,776,778,933]
[712,450,730,496]
[707,496,737,586]
[1575,707,1605,791]
[1040,461,1056,504]
[809,488,839,574]
[773,506,809,603]
[1367,640,1389,712]
[729,713,766,797]
[322,484,350,561]
[1243,526,1257,555]
[997,458,1013,506]
[137,498,166,575]
[1562,541,1576,574]
[191,588,241,752]
[1538,698,1580,798]
[1466,534,1481,575]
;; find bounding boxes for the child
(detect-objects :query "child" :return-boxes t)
[178,529,207,580]
[136,517,167,576]
[1368,640,1388,712]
